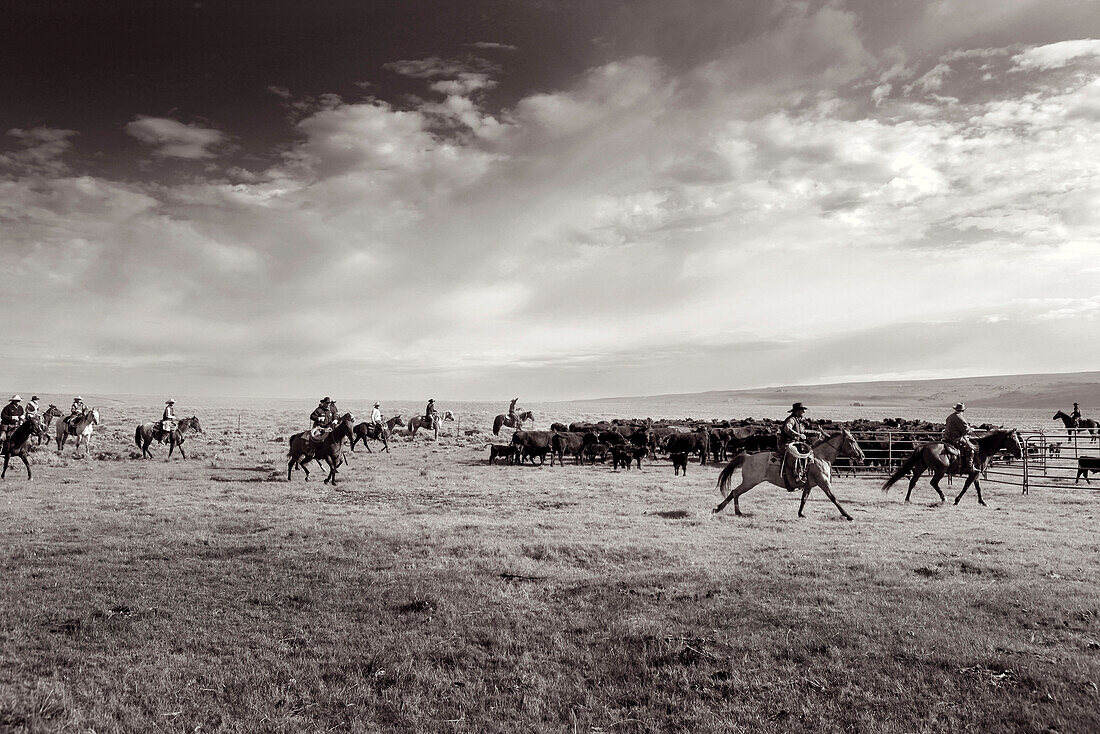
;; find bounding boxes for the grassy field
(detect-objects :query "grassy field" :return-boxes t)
[1,404,1098,733]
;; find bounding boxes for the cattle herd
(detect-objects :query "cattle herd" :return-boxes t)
[492,416,978,474]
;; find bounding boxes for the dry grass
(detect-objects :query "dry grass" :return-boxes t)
[1,403,1098,732]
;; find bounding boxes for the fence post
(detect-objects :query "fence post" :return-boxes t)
[1022,438,1029,495]
[887,432,893,472]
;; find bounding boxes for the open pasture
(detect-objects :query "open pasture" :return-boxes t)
[1,400,1098,732]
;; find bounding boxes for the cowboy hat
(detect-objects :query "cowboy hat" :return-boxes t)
[31,396,38,400]
[374,402,380,407]
[166,399,175,404]
[74,396,82,401]
[954,403,965,411]
[8,395,21,402]
[788,402,807,412]
[321,396,332,404]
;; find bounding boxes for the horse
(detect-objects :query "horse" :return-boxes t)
[135,416,203,459]
[881,429,1023,507]
[2,418,47,480]
[409,411,454,439]
[36,405,63,445]
[493,410,534,435]
[350,415,405,453]
[55,408,100,452]
[713,429,865,520]
[287,413,355,484]
[1053,410,1099,442]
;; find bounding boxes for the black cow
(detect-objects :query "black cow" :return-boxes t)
[1076,456,1100,483]
[550,422,569,432]
[671,452,689,476]
[586,442,611,463]
[511,430,554,465]
[599,430,626,446]
[664,431,710,465]
[551,431,596,466]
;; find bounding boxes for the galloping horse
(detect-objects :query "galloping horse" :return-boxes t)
[2,418,47,479]
[881,429,1023,506]
[56,408,100,452]
[1053,410,1099,442]
[135,416,203,459]
[350,415,405,453]
[713,430,865,520]
[409,411,454,439]
[493,410,534,436]
[287,413,355,484]
[37,405,64,445]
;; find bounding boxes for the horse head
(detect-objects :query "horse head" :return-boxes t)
[840,429,865,464]
[90,408,100,425]
[392,414,406,427]
[1005,429,1024,459]
[186,416,203,433]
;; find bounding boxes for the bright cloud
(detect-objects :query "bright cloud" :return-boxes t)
[125,116,229,159]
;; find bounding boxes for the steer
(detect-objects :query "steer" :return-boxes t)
[1076,456,1100,483]
[551,431,596,466]
[511,430,554,465]
[664,430,710,465]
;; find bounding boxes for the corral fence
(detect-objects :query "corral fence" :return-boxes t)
[829,430,1099,494]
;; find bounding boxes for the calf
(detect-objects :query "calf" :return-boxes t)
[671,452,688,476]
[488,444,516,465]
[586,442,611,464]
[1076,456,1100,483]
[611,444,647,471]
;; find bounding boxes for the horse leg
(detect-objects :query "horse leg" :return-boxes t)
[20,454,31,480]
[176,439,186,459]
[1,454,8,479]
[972,474,985,506]
[927,466,946,504]
[954,473,973,505]
[806,473,853,521]
[904,466,925,503]
[714,477,759,516]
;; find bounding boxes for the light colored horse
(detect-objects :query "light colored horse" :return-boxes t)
[713,430,865,520]
[409,411,454,439]
[56,408,100,452]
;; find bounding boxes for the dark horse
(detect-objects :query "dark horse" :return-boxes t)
[350,415,405,453]
[36,405,64,445]
[1053,410,1099,443]
[881,429,1023,506]
[409,411,454,438]
[135,416,203,459]
[493,410,534,436]
[287,413,355,484]
[2,418,46,480]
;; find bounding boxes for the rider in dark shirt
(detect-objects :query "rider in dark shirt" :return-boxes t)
[943,402,977,473]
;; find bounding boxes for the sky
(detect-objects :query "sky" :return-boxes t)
[1,0,1099,401]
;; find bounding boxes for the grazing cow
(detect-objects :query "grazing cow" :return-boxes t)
[569,421,597,433]
[586,442,611,464]
[551,431,596,466]
[671,452,689,476]
[488,444,517,465]
[1076,456,1100,483]
[611,444,647,470]
[511,430,554,465]
[664,431,710,465]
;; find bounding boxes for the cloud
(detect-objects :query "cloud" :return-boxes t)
[124,116,229,159]
[466,42,517,52]
[1013,38,1100,71]
[4,3,1100,399]
[1,127,78,174]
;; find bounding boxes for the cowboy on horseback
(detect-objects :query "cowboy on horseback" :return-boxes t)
[1071,402,1082,427]
[25,396,39,421]
[508,397,519,422]
[65,396,86,432]
[310,397,338,439]
[1,396,26,446]
[370,402,383,428]
[424,398,438,430]
[161,399,177,434]
[778,402,821,489]
[943,402,977,474]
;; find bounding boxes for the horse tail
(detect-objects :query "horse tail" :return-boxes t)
[715,454,747,497]
[135,426,143,449]
[881,448,922,493]
[493,415,505,436]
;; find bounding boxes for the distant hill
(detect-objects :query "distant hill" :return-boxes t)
[582,372,1100,410]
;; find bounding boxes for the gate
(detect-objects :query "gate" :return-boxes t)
[1020,430,1100,494]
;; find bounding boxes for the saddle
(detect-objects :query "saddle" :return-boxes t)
[778,443,814,492]
[161,419,177,433]
[308,426,332,442]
